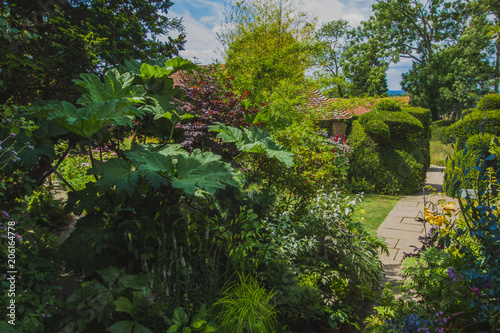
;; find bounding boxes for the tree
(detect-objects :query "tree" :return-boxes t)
[402,15,493,116]
[368,0,471,119]
[218,0,316,127]
[0,0,185,105]
[312,19,350,98]
[342,23,389,97]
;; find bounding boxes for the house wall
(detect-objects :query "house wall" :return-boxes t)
[330,121,345,138]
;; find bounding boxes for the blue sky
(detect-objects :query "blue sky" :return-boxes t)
[168,0,412,90]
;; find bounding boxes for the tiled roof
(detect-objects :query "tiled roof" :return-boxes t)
[329,96,411,116]
[306,88,352,120]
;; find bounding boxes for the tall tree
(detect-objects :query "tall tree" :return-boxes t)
[218,0,316,127]
[0,0,185,105]
[368,0,471,119]
[312,19,350,98]
[342,23,390,97]
[402,15,493,116]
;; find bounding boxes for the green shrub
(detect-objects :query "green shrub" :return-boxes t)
[405,107,431,138]
[375,99,402,112]
[477,93,500,111]
[446,109,500,147]
[432,119,454,127]
[364,120,390,145]
[359,111,424,142]
[348,109,429,194]
[461,108,477,117]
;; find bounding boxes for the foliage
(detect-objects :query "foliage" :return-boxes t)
[264,189,387,315]
[446,108,500,146]
[364,121,390,145]
[263,263,323,330]
[312,19,351,98]
[165,305,218,333]
[366,0,495,120]
[375,99,402,112]
[210,123,295,167]
[174,70,258,154]
[443,133,500,196]
[0,179,64,332]
[341,23,389,97]
[349,109,430,194]
[214,273,278,333]
[477,93,500,110]
[272,121,351,190]
[218,0,316,128]
[0,0,185,105]
[367,131,500,331]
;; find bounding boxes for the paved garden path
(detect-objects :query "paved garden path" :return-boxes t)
[377,165,459,285]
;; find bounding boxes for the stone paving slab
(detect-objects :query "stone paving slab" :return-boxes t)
[376,165,451,285]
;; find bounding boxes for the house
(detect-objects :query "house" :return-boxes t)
[306,88,352,137]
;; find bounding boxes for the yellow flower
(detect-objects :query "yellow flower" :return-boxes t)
[361,209,366,214]
[442,202,456,212]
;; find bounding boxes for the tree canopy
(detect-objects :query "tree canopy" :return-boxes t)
[0,0,186,105]
[218,0,316,127]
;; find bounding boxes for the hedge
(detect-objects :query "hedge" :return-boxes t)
[348,108,430,195]
[477,94,500,111]
[375,99,402,112]
[446,109,500,147]
[358,110,424,142]
[364,120,390,145]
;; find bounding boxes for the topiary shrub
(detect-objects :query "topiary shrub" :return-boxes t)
[375,99,402,112]
[446,109,500,147]
[359,110,425,142]
[348,134,425,195]
[348,108,430,194]
[477,94,500,111]
[364,120,390,145]
[405,107,431,138]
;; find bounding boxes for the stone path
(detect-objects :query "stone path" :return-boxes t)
[377,165,459,285]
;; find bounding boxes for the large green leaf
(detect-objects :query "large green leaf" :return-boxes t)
[48,100,143,138]
[171,149,238,195]
[88,159,141,196]
[125,145,176,175]
[107,321,153,333]
[164,57,199,73]
[209,123,294,167]
[75,69,146,104]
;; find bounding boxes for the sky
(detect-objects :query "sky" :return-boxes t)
[168,0,412,91]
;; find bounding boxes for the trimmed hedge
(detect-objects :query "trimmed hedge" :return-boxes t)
[446,109,500,147]
[364,120,390,145]
[477,94,500,111]
[349,135,424,194]
[375,99,402,112]
[405,107,431,138]
[359,111,424,142]
[348,108,430,195]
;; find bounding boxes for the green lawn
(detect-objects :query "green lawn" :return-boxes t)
[430,139,454,166]
[354,193,401,236]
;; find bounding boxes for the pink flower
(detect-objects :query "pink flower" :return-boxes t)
[1,211,8,218]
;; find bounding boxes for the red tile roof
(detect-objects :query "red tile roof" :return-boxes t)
[306,88,352,120]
